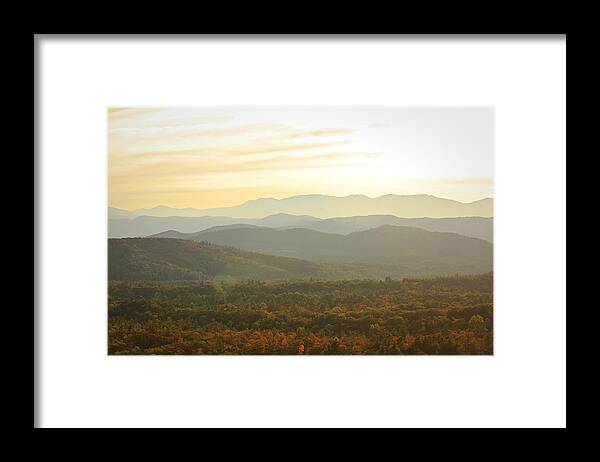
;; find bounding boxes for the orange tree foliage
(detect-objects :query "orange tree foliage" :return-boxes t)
[108,273,493,355]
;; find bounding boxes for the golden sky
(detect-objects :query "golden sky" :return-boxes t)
[108,107,494,210]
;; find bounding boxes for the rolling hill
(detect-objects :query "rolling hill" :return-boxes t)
[151,225,493,275]
[109,213,493,241]
[109,215,252,238]
[280,215,493,242]
[108,213,322,238]
[108,207,136,219]
[108,238,422,282]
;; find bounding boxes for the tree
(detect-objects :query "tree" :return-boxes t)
[468,314,486,333]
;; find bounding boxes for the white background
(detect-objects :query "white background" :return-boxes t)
[37,36,566,428]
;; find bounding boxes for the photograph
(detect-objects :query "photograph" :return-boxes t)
[108,106,494,355]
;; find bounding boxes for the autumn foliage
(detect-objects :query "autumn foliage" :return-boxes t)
[108,273,493,355]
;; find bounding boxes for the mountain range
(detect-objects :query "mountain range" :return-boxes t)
[151,225,493,275]
[109,213,493,242]
[109,194,493,220]
[108,193,493,281]
[109,227,492,282]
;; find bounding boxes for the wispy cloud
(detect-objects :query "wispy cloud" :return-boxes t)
[108,107,494,209]
[108,107,234,130]
[287,128,357,138]
[111,150,381,179]
[436,178,494,185]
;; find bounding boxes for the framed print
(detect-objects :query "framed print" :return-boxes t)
[35,35,566,428]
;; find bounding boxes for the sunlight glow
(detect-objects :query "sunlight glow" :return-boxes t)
[108,107,494,210]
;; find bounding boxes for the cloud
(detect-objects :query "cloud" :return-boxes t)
[110,150,381,180]
[108,107,165,118]
[224,141,351,156]
[109,123,302,156]
[436,178,494,185]
[287,128,357,138]
[108,107,234,130]
[112,141,354,166]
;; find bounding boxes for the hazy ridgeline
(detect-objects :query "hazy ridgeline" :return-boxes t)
[109,194,494,242]
[109,194,493,220]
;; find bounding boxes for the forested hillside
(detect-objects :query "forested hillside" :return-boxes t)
[109,235,493,281]
[108,237,424,281]
[151,225,493,275]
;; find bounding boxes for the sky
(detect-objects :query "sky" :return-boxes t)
[108,107,494,210]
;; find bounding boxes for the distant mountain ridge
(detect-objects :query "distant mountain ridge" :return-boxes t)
[151,225,493,275]
[281,215,493,242]
[110,193,493,219]
[108,238,428,282]
[109,213,493,242]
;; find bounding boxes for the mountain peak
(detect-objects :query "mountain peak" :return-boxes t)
[264,212,296,218]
